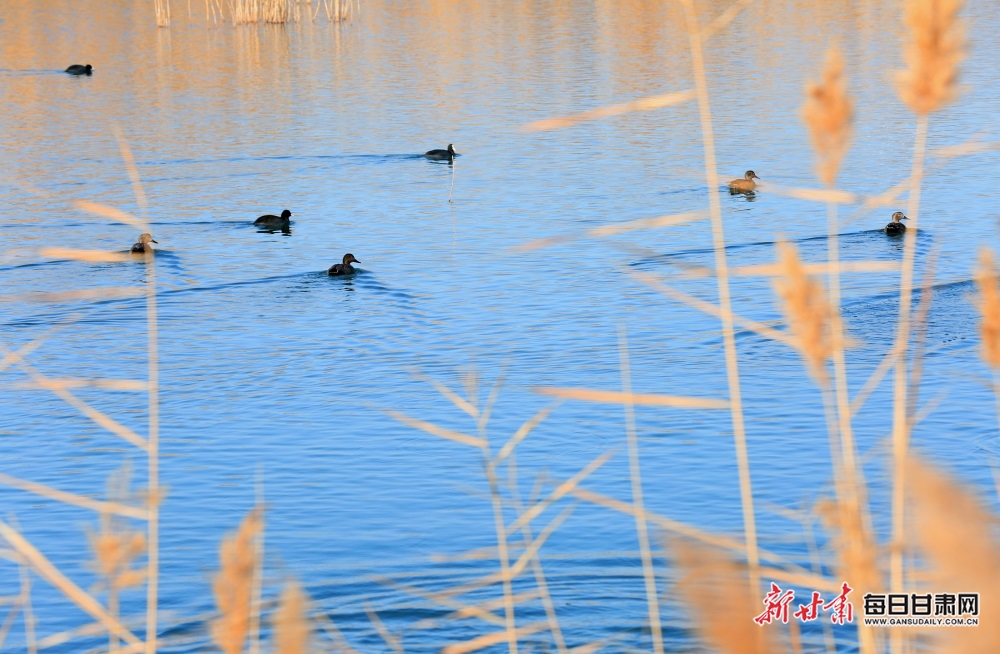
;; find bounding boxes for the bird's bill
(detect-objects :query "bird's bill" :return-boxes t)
[151,239,159,243]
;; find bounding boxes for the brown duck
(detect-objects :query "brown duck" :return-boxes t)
[130,233,158,253]
[328,253,360,276]
[728,170,760,193]
[884,211,907,236]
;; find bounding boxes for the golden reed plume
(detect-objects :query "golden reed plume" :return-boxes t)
[975,249,1000,368]
[907,458,1000,653]
[898,0,965,114]
[211,508,264,654]
[274,582,311,654]
[772,241,835,383]
[90,528,147,591]
[815,496,879,603]
[673,540,771,654]
[803,47,853,187]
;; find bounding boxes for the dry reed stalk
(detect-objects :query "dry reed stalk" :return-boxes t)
[803,47,853,188]
[378,579,531,628]
[385,409,485,448]
[524,91,695,132]
[111,133,161,654]
[890,0,965,617]
[734,261,898,277]
[442,622,550,654]
[35,618,149,650]
[312,612,364,654]
[678,0,759,593]
[800,46,875,650]
[88,466,147,652]
[0,521,143,649]
[154,0,171,27]
[672,540,772,654]
[19,561,35,654]
[0,318,79,375]
[38,248,132,264]
[699,0,757,40]
[907,459,1000,653]
[211,507,264,654]
[89,520,146,651]
[0,342,148,450]
[533,387,728,409]
[906,250,940,422]
[617,328,662,654]
[786,507,838,654]
[73,200,147,230]
[850,343,900,417]
[493,402,561,465]
[413,372,479,418]
[476,449,517,654]
[627,269,797,348]
[514,212,705,253]
[505,450,614,534]
[317,0,353,23]
[504,456,567,654]
[898,0,965,115]
[771,241,835,384]
[975,249,1000,368]
[10,288,146,303]
[0,587,22,651]
[248,481,264,654]
[433,506,573,601]
[364,603,404,654]
[777,228,879,654]
[815,495,879,601]
[0,473,148,520]
[274,583,310,654]
[14,377,147,390]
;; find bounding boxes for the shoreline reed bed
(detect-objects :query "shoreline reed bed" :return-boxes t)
[154,0,171,27]
[2,0,994,652]
[192,0,357,25]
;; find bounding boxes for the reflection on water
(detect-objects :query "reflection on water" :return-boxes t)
[2,0,1000,651]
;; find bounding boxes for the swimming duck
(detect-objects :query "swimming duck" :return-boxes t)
[425,144,457,161]
[884,211,907,236]
[130,233,158,253]
[328,253,360,276]
[254,209,292,230]
[65,64,93,76]
[728,170,760,192]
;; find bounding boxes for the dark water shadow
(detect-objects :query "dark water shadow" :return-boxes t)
[0,69,76,76]
[722,185,757,201]
[1,267,423,331]
[631,229,933,272]
[137,153,428,168]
